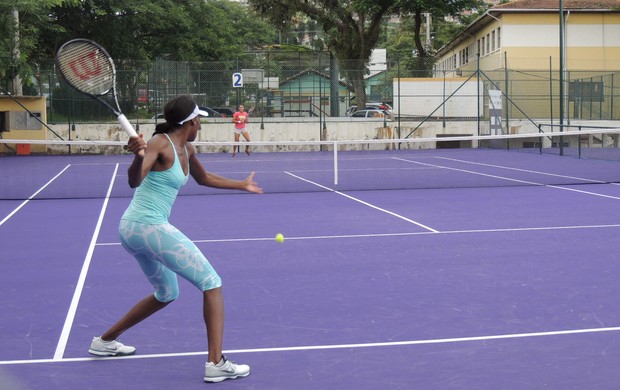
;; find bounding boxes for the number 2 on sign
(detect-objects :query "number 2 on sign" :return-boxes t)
[232,72,243,88]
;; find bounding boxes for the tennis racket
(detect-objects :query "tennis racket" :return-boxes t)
[56,38,137,138]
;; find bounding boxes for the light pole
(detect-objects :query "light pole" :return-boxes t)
[559,0,565,129]
[559,0,565,155]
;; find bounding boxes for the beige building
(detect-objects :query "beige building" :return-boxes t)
[435,0,620,74]
[433,0,620,121]
[0,96,47,154]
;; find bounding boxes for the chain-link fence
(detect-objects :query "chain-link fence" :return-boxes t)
[479,68,618,121]
[28,51,620,125]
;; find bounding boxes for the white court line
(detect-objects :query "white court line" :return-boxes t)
[435,156,620,200]
[94,222,620,246]
[436,156,608,184]
[394,157,620,200]
[178,222,620,241]
[546,184,620,200]
[285,171,439,233]
[0,164,71,227]
[53,163,120,361]
[393,157,546,186]
[3,325,620,366]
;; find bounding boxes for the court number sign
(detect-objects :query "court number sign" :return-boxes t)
[232,72,243,88]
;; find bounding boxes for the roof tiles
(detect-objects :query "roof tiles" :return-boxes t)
[492,0,620,10]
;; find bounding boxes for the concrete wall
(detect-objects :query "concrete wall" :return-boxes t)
[22,117,620,155]
[44,117,490,153]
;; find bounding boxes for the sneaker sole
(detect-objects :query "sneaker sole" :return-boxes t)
[204,372,250,383]
[88,348,135,357]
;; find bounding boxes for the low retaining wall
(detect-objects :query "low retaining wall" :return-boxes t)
[25,118,620,154]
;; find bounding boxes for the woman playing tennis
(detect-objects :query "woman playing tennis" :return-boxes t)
[88,94,261,383]
[232,104,250,156]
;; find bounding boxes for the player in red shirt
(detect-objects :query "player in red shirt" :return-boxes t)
[232,105,250,156]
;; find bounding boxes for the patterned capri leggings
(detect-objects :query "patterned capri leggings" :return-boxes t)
[119,220,222,302]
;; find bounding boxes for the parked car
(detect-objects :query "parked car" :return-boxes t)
[348,109,391,119]
[137,89,163,105]
[213,107,235,117]
[152,106,219,119]
[346,102,392,116]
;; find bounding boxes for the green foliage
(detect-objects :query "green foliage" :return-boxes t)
[433,17,469,51]
[1,0,485,117]
[0,0,74,91]
[395,0,484,57]
[39,0,276,62]
[248,0,483,106]
[248,0,398,107]
[0,0,278,93]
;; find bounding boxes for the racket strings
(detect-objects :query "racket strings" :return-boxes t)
[57,42,115,96]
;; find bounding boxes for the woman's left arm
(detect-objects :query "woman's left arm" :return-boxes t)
[188,144,262,193]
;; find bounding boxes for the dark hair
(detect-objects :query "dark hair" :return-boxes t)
[153,95,196,135]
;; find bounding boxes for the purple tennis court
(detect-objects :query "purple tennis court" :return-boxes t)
[2,148,620,389]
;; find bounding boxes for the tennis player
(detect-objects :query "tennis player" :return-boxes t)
[88,94,261,383]
[232,104,250,156]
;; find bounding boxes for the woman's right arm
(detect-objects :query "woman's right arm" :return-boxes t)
[126,134,161,188]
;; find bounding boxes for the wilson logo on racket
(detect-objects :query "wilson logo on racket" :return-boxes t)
[69,51,101,80]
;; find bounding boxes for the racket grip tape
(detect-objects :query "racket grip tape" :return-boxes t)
[117,114,138,138]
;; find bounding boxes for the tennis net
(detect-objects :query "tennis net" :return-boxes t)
[2,128,620,200]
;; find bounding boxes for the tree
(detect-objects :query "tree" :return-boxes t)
[396,0,485,76]
[248,0,398,110]
[0,0,76,94]
[1,0,277,95]
[249,0,483,110]
[40,0,276,63]
[384,2,485,77]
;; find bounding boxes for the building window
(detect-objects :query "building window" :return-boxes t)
[497,27,501,49]
[486,33,490,54]
[491,30,496,52]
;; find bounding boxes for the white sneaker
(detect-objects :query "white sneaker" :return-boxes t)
[88,336,136,356]
[204,355,250,383]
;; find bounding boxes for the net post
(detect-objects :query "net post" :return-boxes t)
[578,125,582,158]
[538,123,543,154]
[333,141,338,187]
[559,124,564,157]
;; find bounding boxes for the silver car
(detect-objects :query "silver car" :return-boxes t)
[349,109,391,119]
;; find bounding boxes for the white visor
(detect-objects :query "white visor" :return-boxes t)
[177,105,209,124]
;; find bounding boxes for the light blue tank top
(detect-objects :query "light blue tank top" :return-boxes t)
[121,134,189,224]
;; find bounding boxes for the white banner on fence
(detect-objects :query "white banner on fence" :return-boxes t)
[489,89,502,135]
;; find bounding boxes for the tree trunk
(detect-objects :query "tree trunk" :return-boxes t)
[351,77,367,110]
[12,8,23,96]
[343,58,368,110]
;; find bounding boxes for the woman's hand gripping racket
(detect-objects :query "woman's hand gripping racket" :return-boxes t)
[56,39,138,139]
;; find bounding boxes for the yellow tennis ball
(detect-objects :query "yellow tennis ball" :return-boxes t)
[275,233,284,243]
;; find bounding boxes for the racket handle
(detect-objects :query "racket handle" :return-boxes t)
[118,114,138,138]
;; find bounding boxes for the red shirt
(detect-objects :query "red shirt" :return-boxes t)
[233,111,248,130]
